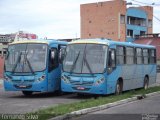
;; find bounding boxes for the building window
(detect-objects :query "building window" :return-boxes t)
[140,31,146,36]
[3,51,6,55]
[148,19,152,27]
[120,15,125,24]
[127,29,133,37]
[127,16,146,26]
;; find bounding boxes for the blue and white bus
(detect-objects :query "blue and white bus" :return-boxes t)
[4,39,67,96]
[61,38,156,95]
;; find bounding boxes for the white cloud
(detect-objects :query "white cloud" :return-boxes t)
[0,0,159,39]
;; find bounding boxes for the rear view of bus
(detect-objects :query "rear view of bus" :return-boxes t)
[4,40,67,96]
[61,38,157,95]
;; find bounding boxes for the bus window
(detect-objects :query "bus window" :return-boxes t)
[143,49,149,64]
[116,46,125,65]
[150,49,156,64]
[59,45,67,64]
[136,48,143,64]
[126,47,134,65]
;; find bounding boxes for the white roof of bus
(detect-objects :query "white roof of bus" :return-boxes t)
[70,39,109,45]
[9,39,67,45]
[69,38,155,49]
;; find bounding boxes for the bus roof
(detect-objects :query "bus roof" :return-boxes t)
[70,38,155,49]
[9,39,68,45]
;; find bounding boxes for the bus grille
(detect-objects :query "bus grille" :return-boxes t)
[12,80,35,84]
[69,80,94,86]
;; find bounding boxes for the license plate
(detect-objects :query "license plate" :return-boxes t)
[19,85,27,88]
[77,86,85,90]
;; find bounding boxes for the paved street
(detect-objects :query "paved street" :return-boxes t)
[0,79,86,114]
[74,94,160,120]
[0,88,84,114]
[0,73,160,114]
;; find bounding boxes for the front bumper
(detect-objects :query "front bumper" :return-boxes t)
[4,80,48,92]
[61,81,107,95]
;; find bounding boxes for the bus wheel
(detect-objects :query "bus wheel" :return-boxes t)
[22,91,33,96]
[144,77,149,90]
[115,81,122,95]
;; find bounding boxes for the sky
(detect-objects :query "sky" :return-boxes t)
[0,0,160,39]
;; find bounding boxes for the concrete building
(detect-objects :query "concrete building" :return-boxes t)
[0,31,37,45]
[0,34,15,44]
[0,31,38,56]
[81,0,153,42]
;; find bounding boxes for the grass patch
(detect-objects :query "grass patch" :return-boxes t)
[28,86,160,120]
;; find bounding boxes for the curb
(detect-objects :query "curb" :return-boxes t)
[49,91,160,120]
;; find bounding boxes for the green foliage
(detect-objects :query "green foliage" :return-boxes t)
[28,86,160,120]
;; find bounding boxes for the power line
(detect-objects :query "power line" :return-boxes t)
[129,1,160,23]
[153,15,160,22]
[131,0,150,5]
[131,0,160,6]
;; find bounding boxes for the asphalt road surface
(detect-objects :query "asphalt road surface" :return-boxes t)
[74,94,160,120]
[0,89,84,114]
[0,73,160,114]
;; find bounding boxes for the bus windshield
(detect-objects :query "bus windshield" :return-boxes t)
[5,43,48,73]
[63,44,108,74]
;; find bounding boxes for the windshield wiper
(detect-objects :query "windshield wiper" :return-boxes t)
[83,52,94,76]
[12,52,22,73]
[24,52,35,74]
[70,51,80,74]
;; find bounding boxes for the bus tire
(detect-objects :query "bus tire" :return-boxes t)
[144,76,149,90]
[115,80,123,95]
[22,91,33,96]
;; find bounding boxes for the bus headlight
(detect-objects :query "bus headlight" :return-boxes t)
[61,75,70,83]
[4,75,12,82]
[37,75,46,82]
[95,77,105,86]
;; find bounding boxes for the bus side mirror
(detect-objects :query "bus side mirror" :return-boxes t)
[108,49,116,73]
[51,50,55,60]
[59,48,66,63]
[49,48,58,72]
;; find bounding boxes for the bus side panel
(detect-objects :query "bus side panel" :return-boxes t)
[148,64,157,85]
[121,65,137,91]
[107,66,122,94]
[47,66,61,92]
[132,64,144,89]
[47,44,61,92]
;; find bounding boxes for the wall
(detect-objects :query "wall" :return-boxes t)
[139,6,153,33]
[81,0,126,41]
[0,57,4,78]
[126,8,148,42]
